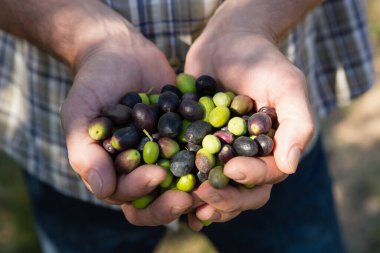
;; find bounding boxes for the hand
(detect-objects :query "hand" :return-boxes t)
[60,7,192,226]
[184,1,315,230]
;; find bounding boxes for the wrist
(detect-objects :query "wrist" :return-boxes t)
[0,0,139,70]
[206,0,322,44]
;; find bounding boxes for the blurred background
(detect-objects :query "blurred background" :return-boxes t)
[1,1,380,253]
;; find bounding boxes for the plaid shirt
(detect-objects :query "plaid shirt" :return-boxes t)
[0,0,374,206]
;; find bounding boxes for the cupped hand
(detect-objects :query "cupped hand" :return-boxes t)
[60,14,192,225]
[185,6,314,230]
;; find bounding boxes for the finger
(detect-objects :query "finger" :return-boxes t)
[187,212,204,232]
[121,190,192,226]
[195,204,240,223]
[190,191,206,209]
[224,156,288,186]
[111,165,167,202]
[194,182,272,212]
[138,43,177,90]
[184,38,215,79]
[271,67,315,174]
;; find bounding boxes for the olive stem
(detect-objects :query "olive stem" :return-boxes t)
[146,86,155,95]
[143,129,154,142]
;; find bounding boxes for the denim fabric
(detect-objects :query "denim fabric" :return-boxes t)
[23,172,165,253]
[24,135,345,253]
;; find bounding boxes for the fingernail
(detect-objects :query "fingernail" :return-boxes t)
[171,206,187,216]
[87,170,102,196]
[147,178,160,188]
[288,147,301,173]
[207,211,221,221]
[208,193,222,203]
[231,171,246,181]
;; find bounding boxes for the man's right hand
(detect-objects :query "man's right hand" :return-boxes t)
[0,0,193,226]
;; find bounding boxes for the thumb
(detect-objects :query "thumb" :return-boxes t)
[184,39,214,79]
[272,81,315,174]
[61,83,117,200]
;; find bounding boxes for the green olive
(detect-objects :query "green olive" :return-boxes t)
[149,94,160,105]
[176,73,196,94]
[132,194,155,209]
[143,141,159,164]
[176,173,196,192]
[157,160,174,188]
[200,220,213,226]
[139,93,150,105]
[202,134,221,154]
[198,96,215,122]
[228,117,247,136]
[213,92,232,107]
[209,106,230,128]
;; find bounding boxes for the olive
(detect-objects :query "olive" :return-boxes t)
[88,117,113,141]
[138,93,150,105]
[111,125,142,151]
[197,171,209,183]
[198,96,215,122]
[101,104,132,125]
[213,92,232,107]
[177,119,191,143]
[217,144,236,164]
[120,92,142,108]
[114,149,141,174]
[227,117,247,136]
[157,112,182,138]
[132,192,156,209]
[213,130,235,145]
[195,148,216,173]
[200,220,213,226]
[176,173,196,192]
[176,73,196,94]
[202,134,221,154]
[258,106,278,128]
[178,99,204,121]
[157,137,180,159]
[233,136,259,157]
[158,91,179,113]
[230,95,254,116]
[161,84,182,98]
[181,93,198,101]
[103,138,118,155]
[170,150,195,177]
[142,130,159,164]
[187,142,202,153]
[209,106,230,128]
[157,160,174,188]
[254,134,274,156]
[149,94,160,105]
[132,103,158,133]
[247,112,272,135]
[195,75,217,97]
[185,120,213,145]
[208,166,230,189]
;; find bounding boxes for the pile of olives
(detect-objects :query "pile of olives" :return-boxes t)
[88,73,278,208]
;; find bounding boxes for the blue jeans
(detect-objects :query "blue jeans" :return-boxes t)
[24,135,345,253]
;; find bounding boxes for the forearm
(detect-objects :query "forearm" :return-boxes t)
[0,0,134,68]
[208,0,323,43]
